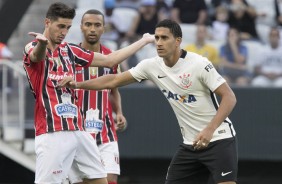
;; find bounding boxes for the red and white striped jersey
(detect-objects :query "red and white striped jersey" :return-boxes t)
[23,41,93,136]
[75,44,118,145]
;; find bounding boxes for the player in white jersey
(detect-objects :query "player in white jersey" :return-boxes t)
[58,19,238,184]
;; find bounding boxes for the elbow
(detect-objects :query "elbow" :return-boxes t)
[231,92,237,107]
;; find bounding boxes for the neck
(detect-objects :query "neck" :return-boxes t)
[164,49,182,67]
[81,41,100,52]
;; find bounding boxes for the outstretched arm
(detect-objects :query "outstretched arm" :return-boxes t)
[90,33,155,68]
[27,32,49,62]
[58,71,136,90]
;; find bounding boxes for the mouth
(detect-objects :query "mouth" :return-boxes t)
[58,36,65,42]
[88,34,97,39]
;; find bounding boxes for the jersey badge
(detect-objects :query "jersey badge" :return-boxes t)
[179,73,192,89]
[89,67,98,76]
[55,92,77,118]
[85,108,104,133]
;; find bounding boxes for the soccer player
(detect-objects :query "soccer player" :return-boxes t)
[23,2,153,184]
[58,19,238,184]
[68,9,126,184]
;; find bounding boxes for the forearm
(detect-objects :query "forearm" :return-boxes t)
[105,38,148,67]
[77,74,117,90]
[110,89,123,115]
[30,42,47,62]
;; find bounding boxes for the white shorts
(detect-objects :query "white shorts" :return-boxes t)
[99,141,120,175]
[35,131,106,184]
[68,141,120,183]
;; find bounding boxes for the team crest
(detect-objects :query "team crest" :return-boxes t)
[89,67,98,76]
[55,93,77,118]
[179,73,192,89]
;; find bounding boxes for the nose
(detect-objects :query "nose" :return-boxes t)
[62,28,69,36]
[90,25,96,32]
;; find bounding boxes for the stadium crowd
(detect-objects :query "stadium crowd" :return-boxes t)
[91,0,282,87]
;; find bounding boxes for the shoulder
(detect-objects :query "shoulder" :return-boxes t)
[184,51,210,66]
[24,40,37,53]
[101,45,112,54]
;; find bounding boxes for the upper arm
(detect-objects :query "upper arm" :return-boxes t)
[214,82,234,97]
[90,52,110,67]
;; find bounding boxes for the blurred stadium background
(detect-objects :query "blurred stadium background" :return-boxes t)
[1,0,282,183]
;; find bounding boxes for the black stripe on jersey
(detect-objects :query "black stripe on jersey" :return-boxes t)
[96,67,104,145]
[42,61,54,132]
[59,53,68,72]
[210,90,219,111]
[180,49,187,58]
[209,90,235,136]
[83,68,90,118]
[105,113,115,142]
[96,114,115,146]
[69,43,92,66]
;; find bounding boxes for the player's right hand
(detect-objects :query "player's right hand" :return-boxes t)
[28,32,49,45]
[57,77,77,89]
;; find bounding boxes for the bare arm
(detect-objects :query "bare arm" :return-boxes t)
[90,33,154,68]
[110,88,123,115]
[57,71,137,90]
[193,82,236,149]
[110,88,127,131]
[28,32,49,62]
[207,83,236,131]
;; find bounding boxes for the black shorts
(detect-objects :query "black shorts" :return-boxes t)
[165,137,238,184]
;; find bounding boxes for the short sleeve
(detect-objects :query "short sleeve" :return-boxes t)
[23,41,41,67]
[200,58,226,92]
[129,59,150,82]
[68,43,94,67]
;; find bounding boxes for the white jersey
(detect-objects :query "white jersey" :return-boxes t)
[129,50,236,145]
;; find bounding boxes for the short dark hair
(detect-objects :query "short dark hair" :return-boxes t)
[156,19,182,38]
[46,2,76,21]
[81,9,105,25]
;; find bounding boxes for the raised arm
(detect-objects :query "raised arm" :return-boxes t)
[90,33,155,68]
[28,32,49,62]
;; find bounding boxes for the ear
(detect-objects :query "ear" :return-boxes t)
[176,37,182,47]
[45,18,51,28]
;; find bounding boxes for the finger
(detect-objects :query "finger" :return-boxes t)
[28,32,37,37]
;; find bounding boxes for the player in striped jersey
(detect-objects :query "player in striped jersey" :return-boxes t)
[59,19,238,184]
[68,9,127,184]
[23,2,153,184]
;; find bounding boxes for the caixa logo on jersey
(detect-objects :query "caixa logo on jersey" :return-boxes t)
[55,93,78,118]
[162,89,196,104]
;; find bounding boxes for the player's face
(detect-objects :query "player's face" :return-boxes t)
[46,18,72,44]
[81,14,104,45]
[155,27,180,58]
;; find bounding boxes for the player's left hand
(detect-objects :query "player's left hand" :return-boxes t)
[142,33,155,44]
[115,113,127,132]
[193,126,214,150]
